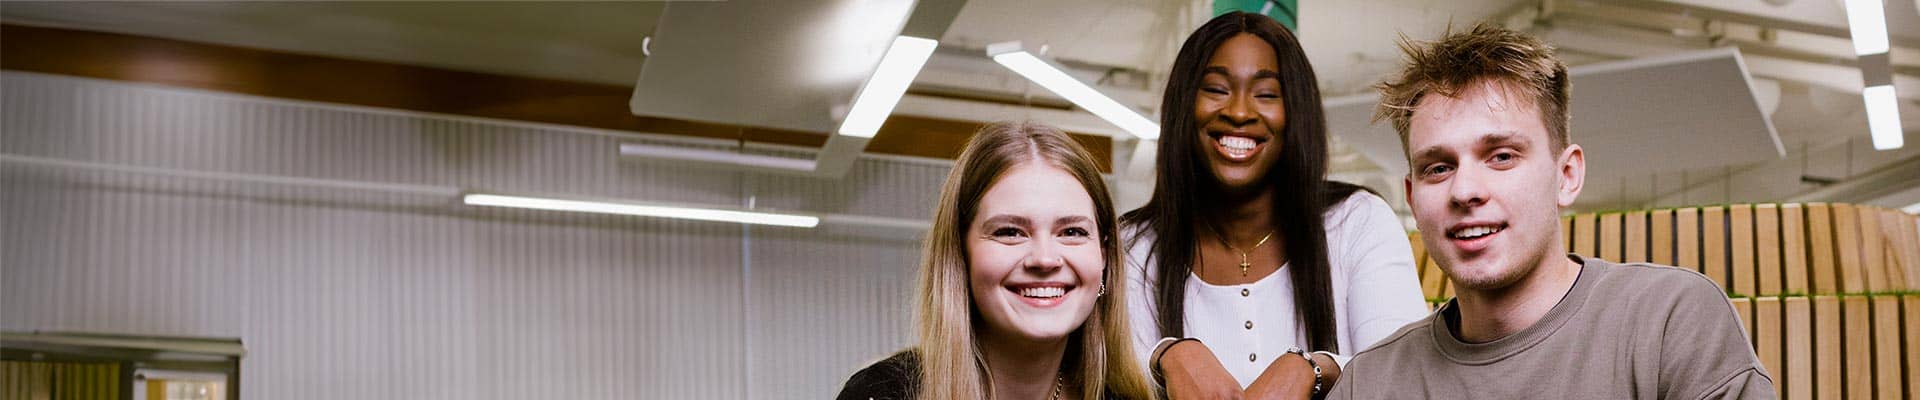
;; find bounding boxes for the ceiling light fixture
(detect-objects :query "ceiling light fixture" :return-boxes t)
[463,194,820,228]
[988,41,1160,140]
[1846,0,1903,150]
[838,36,939,138]
[1863,85,1905,150]
[1844,0,1891,56]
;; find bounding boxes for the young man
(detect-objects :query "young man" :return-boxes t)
[1325,24,1774,399]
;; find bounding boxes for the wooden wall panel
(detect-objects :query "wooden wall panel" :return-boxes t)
[1652,209,1674,265]
[1808,204,1838,295]
[1815,296,1842,400]
[1679,208,1703,274]
[1833,204,1865,293]
[1601,212,1623,262]
[1843,297,1871,399]
[1871,296,1902,400]
[1784,297,1812,399]
[1753,297,1783,396]
[1877,209,1912,290]
[1704,206,1729,291]
[1895,211,1920,290]
[1625,210,1649,263]
[1782,204,1811,294]
[1756,205,1783,296]
[1906,296,1920,400]
[1731,205,1756,296]
[1856,206,1887,292]
[1575,213,1598,258]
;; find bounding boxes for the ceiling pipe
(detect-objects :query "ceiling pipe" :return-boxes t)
[1784,154,1920,203]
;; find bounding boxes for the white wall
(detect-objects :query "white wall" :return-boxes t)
[0,71,937,399]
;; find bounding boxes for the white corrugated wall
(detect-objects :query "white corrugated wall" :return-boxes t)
[0,71,930,399]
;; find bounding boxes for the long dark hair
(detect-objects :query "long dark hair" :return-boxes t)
[1121,11,1362,353]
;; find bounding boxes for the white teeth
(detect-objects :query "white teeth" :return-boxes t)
[1220,136,1256,151]
[1452,226,1501,239]
[1018,287,1066,298]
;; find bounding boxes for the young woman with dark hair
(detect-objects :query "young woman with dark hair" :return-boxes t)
[1124,11,1427,399]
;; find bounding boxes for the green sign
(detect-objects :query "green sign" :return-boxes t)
[1214,0,1297,31]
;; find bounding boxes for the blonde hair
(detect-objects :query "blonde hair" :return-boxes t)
[914,121,1154,400]
[1375,23,1571,154]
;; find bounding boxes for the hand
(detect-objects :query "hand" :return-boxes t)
[1158,341,1244,400]
[1244,352,1341,400]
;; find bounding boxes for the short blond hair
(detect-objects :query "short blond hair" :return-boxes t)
[1375,23,1571,154]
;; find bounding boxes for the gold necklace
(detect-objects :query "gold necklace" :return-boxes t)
[1219,230,1276,276]
[1049,374,1063,400]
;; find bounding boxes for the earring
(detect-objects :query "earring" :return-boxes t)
[1098,267,1109,297]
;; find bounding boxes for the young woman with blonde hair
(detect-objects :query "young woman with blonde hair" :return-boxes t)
[837,121,1154,400]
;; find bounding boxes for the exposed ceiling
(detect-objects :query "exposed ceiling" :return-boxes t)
[0,1,661,85]
[3,0,1916,213]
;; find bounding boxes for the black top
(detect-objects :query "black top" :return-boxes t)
[836,350,1139,400]
[837,351,919,400]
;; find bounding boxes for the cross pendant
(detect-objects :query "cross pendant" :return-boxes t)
[1239,255,1250,276]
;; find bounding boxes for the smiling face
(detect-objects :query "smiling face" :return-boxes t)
[1195,33,1288,193]
[967,161,1105,343]
[1404,80,1584,292]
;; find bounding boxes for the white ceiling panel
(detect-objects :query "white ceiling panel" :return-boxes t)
[628,0,916,133]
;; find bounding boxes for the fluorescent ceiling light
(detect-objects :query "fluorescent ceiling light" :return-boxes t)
[463,194,820,228]
[1903,201,1920,214]
[1845,0,1891,55]
[1863,85,1905,150]
[838,36,939,138]
[989,47,1160,140]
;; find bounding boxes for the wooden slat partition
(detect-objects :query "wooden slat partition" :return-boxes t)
[1869,208,1911,291]
[1907,295,1920,400]
[1732,205,1757,296]
[1704,206,1729,291]
[1833,204,1866,293]
[1870,296,1901,400]
[1895,211,1920,290]
[1679,208,1703,275]
[1401,205,1919,297]
[1756,205,1783,296]
[1652,209,1674,265]
[1625,211,1649,263]
[1843,297,1871,399]
[1784,297,1812,399]
[1600,212,1623,262]
[1815,296,1842,400]
[1782,204,1810,294]
[1753,297,1783,396]
[1857,206,1888,292]
[1808,204,1838,295]
[1575,213,1598,258]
